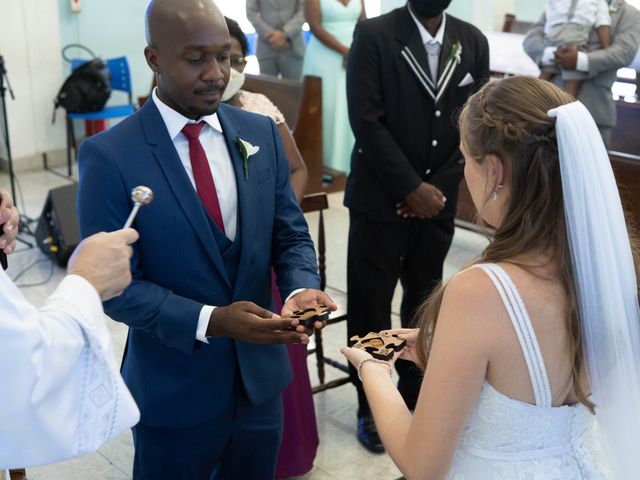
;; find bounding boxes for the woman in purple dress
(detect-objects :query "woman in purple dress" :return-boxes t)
[223,18,319,478]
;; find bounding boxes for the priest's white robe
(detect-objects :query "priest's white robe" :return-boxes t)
[0,269,139,470]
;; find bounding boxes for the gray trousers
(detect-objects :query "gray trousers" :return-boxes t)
[258,52,303,80]
[256,40,303,80]
[543,22,592,80]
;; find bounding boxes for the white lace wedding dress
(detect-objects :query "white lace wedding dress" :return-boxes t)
[445,264,612,479]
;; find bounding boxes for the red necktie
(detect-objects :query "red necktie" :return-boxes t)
[181,122,225,233]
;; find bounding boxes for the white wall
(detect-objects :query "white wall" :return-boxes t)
[0,0,65,165]
[383,0,524,31]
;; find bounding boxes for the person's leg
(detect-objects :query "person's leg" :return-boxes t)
[540,70,555,82]
[215,390,283,479]
[278,52,303,80]
[563,79,582,97]
[258,55,279,77]
[347,211,407,417]
[396,218,455,410]
[132,422,231,480]
[560,64,588,98]
[132,398,234,480]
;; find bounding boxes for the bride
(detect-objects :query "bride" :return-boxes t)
[342,76,640,479]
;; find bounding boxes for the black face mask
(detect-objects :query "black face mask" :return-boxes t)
[409,0,452,18]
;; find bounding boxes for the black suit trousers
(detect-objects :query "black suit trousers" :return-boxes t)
[347,210,455,415]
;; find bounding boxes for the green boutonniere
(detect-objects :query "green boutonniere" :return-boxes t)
[236,137,260,180]
[446,41,463,65]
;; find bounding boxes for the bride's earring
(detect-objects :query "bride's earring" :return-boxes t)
[492,184,503,201]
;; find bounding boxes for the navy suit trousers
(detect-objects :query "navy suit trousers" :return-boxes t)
[132,379,283,480]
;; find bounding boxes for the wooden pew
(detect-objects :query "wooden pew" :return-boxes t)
[243,73,341,195]
[611,151,640,230]
[610,101,640,156]
[243,73,303,129]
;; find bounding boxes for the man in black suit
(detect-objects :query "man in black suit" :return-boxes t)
[345,0,489,453]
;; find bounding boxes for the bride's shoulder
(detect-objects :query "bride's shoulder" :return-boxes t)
[440,265,510,328]
[434,266,512,356]
[445,264,496,299]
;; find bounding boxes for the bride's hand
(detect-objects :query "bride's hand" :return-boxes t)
[382,328,420,363]
[340,346,400,373]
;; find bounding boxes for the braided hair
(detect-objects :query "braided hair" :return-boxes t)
[414,76,597,410]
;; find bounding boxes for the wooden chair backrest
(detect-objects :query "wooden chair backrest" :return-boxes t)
[293,77,324,194]
[243,74,324,194]
[242,73,303,129]
[502,13,534,34]
[300,192,329,290]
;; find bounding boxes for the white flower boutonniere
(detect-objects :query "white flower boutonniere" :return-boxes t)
[448,41,463,65]
[236,137,260,180]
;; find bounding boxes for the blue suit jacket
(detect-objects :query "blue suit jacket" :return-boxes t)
[77,101,320,428]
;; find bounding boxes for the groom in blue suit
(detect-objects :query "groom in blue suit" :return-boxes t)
[77,1,334,478]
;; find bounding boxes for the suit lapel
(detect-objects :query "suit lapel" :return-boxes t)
[397,7,437,100]
[435,19,460,104]
[139,101,232,290]
[216,105,257,295]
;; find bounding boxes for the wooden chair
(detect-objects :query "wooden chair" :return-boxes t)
[502,13,534,34]
[243,73,347,194]
[243,73,304,129]
[300,192,350,394]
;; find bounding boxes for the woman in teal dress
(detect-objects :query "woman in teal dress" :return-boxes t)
[304,0,366,174]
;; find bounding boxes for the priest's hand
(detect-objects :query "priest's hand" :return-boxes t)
[399,182,445,219]
[207,301,310,344]
[282,289,337,336]
[0,189,19,255]
[555,44,579,70]
[67,228,139,301]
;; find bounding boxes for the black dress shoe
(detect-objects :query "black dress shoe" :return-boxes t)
[357,413,385,453]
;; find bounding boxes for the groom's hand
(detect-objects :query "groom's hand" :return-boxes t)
[207,301,309,344]
[282,289,337,336]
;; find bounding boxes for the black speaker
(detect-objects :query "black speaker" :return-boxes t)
[35,183,80,266]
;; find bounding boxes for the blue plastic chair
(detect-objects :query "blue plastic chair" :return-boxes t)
[65,56,136,175]
[245,32,258,57]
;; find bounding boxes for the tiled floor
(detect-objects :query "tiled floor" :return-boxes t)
[1,167,488,480]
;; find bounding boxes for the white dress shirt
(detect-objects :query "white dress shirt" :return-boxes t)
[0,271,139,470]
[408,4,447,82]
[152,90,239,343]
[545,0,611,32]
[152,91,305,342]
[542,0,610,73]
[152,89,238,242]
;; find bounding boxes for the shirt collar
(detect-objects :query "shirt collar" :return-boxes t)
[407,3,447,46]
[152,88,223,140]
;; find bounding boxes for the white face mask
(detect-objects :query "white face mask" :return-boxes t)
[222,68,246,102]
